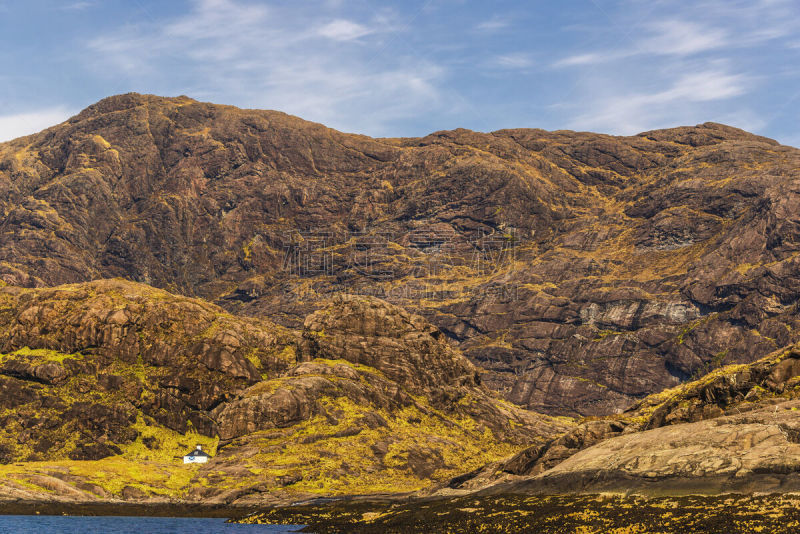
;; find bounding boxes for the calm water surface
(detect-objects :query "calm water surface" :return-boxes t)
[0,516,303,534]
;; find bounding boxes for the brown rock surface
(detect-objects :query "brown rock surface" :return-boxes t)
[208,293,567,449]
[505,398,800,495]
[3,94,800,416]
[5,94,800,503]
[299,294,480,395]
[443,342,800,495]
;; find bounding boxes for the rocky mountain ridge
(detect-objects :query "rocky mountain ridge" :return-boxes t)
[3,94,800,417]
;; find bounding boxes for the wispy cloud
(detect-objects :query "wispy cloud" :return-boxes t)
[554,19,729,68]
[0,107,73,143]
[476,16,510,33]
[62,1,94,10]
[638,19,729,56]
[554,52,609,68]
[567,68,750,134]
[489,53,533,69]
[553,0,800,69]
[4,0,796,143]
[85,0,446,136]
[551,0,800,135]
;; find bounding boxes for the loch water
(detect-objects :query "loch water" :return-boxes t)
[0,515,303,533]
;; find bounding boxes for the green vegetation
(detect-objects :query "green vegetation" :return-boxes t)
[229,379,519,497]
[689,349,730,381]
[676,313,717,345]
[593,329,623,341]
[0,347,84,364]
[122,416,218,463]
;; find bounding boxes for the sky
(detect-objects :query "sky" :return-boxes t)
[1,0,799,145]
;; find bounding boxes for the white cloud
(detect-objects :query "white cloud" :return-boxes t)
[554,0,800,69]
[85,0,445,136]
[0,107,73,143]
[649,70,748,103]
[553,52,612,68]
[551,0,800,137]
[713,109,767,134]
[164,0,270,42]
[553,19,728,68]
[316,19,372,41]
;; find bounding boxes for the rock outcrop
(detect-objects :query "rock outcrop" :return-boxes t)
[203,294,569,504]
[512,399,800,495]
[444,342,800,495]
[3,94,800,416]
[299,294,480,394]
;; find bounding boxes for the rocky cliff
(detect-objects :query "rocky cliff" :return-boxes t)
[3,94,800,416]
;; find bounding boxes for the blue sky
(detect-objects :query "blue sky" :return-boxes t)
[1,0,799,145]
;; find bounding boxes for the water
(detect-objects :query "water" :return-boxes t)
[0,516,304,534]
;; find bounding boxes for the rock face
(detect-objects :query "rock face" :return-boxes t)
[2,94,800,416]
[480,346,800,482]
[443,342,800,496]
[299,295,480,395]
[6,94,800,503]
[210,293,567,447]
[0,280,569,503]
[518,400,800,495]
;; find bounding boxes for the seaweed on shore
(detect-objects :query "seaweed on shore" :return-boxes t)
[236,493,800,533]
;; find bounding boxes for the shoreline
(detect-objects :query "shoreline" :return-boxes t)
[7,493,800,533]
[0,492,418,519]
[0,501,257,519]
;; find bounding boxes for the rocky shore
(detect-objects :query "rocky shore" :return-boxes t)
[235,493,800,533]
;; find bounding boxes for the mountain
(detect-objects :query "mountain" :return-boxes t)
[2,93,800,419]
[5,93,800,510]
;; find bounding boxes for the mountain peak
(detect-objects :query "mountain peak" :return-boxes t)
[637,121,780,146]
[74,92,198,119]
